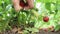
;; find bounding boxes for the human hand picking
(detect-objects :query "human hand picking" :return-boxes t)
[12,0,34,11]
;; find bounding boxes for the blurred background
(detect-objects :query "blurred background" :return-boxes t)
[0,0,60,34]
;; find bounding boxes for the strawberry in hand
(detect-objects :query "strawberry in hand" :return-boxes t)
[12,0,34,11]
[19,0,26,8]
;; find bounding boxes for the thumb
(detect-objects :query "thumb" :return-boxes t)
[12,0,22,11]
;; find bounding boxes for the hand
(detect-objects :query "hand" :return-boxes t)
[12,0,34,11]
[24,0,34,10]
[12,0,22,11]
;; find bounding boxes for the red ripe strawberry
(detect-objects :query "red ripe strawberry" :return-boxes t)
[43,16,49,22]
[19,0,25,8]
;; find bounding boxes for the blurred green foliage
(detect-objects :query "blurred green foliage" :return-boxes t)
[0,0,60,33]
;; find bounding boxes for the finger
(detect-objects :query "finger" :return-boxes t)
[24,6,29,10]
[26,0,34,8]
[12,0,22,11]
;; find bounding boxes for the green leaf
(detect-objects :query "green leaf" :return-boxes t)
[36,0,41,2]
[55,24,60,31]
[45,2,51,10]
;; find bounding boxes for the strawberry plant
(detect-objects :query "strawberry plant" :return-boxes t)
[0,0,60,34]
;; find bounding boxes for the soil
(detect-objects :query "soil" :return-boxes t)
[0,30,60,34]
